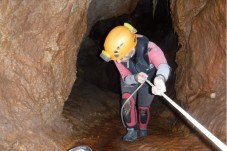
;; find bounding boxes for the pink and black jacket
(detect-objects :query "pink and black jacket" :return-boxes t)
[114,35,171,84]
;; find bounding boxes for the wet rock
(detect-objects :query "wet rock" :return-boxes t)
[171,0,226,141]
[0,0,137,150]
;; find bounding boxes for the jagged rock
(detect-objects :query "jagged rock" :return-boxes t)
[171,0,226,141]
[0,0,138,150]
[0,0,225,150]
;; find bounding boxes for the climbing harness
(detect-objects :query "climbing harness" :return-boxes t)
[121,79,227,151]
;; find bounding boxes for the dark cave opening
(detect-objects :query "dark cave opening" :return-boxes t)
[78,0,178,91]
[75,0,179,124]
[63,0,217,150]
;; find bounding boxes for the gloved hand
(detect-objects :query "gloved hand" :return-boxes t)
[152,75,166,96]
[135,72,148,84]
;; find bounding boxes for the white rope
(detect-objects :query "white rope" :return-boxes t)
[145,79,227,151]
[120,79,227,150]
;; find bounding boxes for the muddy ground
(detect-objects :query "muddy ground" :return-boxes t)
[63,81,216,151]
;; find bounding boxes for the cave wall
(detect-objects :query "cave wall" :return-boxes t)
[170,0,226,141]
[0,0,138,150]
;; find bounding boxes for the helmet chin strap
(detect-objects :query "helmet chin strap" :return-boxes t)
[130,49,136,57]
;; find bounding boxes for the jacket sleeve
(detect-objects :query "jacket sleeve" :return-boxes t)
[114,61,138,85]
[147,42,171,82]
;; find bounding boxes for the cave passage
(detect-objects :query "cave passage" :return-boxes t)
[63,1,219,150]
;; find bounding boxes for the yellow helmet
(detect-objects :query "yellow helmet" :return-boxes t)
[100,23,137,62]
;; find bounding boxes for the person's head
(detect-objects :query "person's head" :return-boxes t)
[100,23,137,62]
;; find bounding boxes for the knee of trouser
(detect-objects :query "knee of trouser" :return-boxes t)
[122,99,131,112]
[139,106,150,124]
[122,93,136,104]
[122,93,137,128]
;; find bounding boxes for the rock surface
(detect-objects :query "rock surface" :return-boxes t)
[0,0,225,150]
[171,0,226,141]
[0,0,137,150]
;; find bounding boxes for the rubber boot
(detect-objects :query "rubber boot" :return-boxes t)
[123,128,138,142]
[140,129,148,137]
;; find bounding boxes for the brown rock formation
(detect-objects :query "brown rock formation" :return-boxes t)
[171,0,226,142]
[0,0,137,150]
[0,0,225,150]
